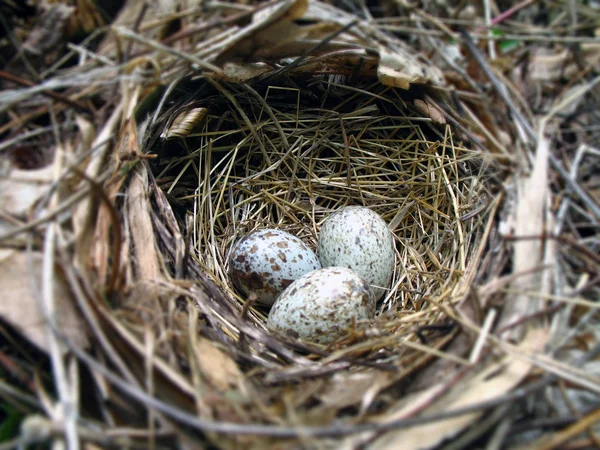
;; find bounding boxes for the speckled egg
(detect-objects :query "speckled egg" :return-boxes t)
[228,229,321,306]
[267,267,375,344]
[318,206,395,300]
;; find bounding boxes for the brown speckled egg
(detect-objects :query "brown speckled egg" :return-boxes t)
[267,267,375,344]
[318,206,395,300]
[228,229,321,306]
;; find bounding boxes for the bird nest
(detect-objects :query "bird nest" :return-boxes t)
[148,74,490,336]
[112,50,497,447]
[8,0,593,448]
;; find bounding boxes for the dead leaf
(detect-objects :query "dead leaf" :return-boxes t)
[377,47,441,89]
[0,163,55,242]
[529,44,600,82]
[414,99,446,124]
[363,328,548,450]
[306,2,443,89]
[194,337,248,395]
[127,166,161,283]
[497,136,550,335]
[73,104,122,274]
[0,164,54,216]
[222,62,271,83]
[0,250,88,353]
[212,0,443,91]
[214,0,308,64]
[317,370,393,410]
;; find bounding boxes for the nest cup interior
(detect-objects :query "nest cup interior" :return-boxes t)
[151,74,489,338]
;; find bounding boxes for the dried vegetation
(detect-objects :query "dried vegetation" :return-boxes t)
[0,0,599,448]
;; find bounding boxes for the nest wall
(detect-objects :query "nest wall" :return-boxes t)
[148,75,490,338]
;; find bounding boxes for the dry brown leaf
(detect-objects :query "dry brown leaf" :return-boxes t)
[127,166,161,282]
[253,25,357,60]
[413,99,446,124]
[98,0,177,58]
[214,0,308,64]
[363,327,548,450]
[214,0,442,90]
[194,337,248,395]
[0,249,88,353]
[73,104,121,271]
[306,1,443,89]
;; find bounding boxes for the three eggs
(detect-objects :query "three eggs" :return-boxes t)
[228,206,396,343]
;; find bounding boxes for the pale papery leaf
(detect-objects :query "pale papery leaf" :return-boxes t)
[223,62,271,83]
[0,164,54,216]
[316,370,394,410]
[194,337,249,395]
[377,47,432,90]
[0,164,55,242]
[0,250,88,353]
[362,328,548,450]
[529,44,600,82]
[497,137,550,334]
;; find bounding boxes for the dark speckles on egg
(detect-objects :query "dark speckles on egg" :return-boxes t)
[267,267,375,344]
[317,206,396,301]
[228,228,321,306]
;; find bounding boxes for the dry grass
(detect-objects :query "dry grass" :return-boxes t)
[0,0,599,448]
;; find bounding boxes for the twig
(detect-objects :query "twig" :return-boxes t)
[475,0,539,33]
[113,26,223,74]
[62,327,553,437]
[266,19,359,78]
[0,70,93,115]
[458,29,536,144]
[522,408,600,450]
[504,233,600,266]
[483,0,496,59]
[69,167,123,295]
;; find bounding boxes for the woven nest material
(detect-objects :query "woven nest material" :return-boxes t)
[105,4,497,445]
[7,0,600,448]
[124,73,492,446]
[151,74,489,315]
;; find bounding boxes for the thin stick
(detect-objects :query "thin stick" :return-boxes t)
[0,70,93,115]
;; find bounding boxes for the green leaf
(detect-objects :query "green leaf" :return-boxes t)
[491,28,520,54]
[0,403,24,442]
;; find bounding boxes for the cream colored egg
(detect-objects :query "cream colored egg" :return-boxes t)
[318,206,395,300]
